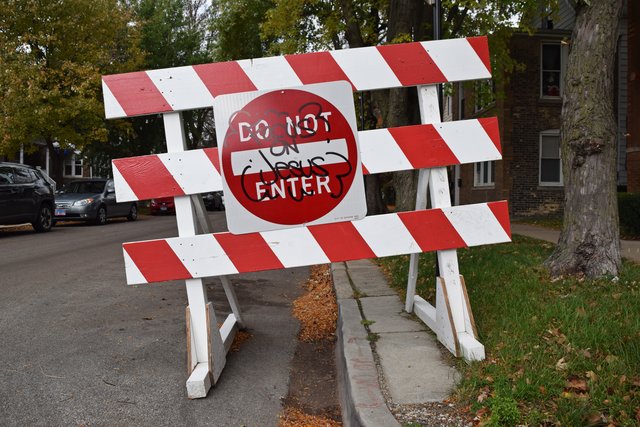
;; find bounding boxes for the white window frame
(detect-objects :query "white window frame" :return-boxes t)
[64,153,84,177]
[539,130,563,186]
[540,42,565,99]
[474,161,494,187]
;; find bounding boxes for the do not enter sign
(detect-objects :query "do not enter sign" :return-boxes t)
[214,81,366,234]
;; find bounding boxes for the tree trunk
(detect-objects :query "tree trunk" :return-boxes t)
[387,0,428,212]
[545,0,623,278]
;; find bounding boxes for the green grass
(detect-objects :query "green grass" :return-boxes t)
[378,235,640,426]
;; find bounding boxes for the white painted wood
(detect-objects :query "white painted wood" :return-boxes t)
[422,39,491,81]
[237,56,303,89]
[412,295,437,332]
[186,362,212,399]
[206,302,226,383]
[101,81,127,118]
[264,227,331,267]
[167,234,239,277]
[458,332,485,361]
[331,47,402,90]
[147,67,214,110]
[163,149,222,194]
[435,120,501,163]
[163,112,225,397]
[406,84,440,313]
[190,194,246,329]
[435,278,459,356]
[443,204,511,246]
[186,307,197,373]
[351,213,420,257]
[191,195,213,234]
[220,313,239,353]
[220,277,245,328]
[360,129,413,174]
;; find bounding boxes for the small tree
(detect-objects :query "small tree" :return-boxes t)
[0,0,141,181]
[545,0,623,278]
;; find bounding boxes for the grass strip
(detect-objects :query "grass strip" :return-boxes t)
[379,235,640,426]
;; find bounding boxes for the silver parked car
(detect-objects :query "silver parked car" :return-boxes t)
[54,179,137,225]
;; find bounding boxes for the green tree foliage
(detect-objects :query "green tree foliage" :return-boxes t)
[0,0,141,165]
[92,0,215,170]
[210,0,275,61]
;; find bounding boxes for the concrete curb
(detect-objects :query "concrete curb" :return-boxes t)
[333,264,400,427]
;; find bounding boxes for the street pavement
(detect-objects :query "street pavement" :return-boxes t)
[0,213,307,426]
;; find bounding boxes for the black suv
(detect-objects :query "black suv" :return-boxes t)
[0,162,55,232]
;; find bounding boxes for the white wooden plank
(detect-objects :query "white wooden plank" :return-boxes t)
[263,227,331,268]
[331,47,401,90]
[237,56,303,90]
[147,67,215,111]
[360,129,413,174]
[352,213,420,258]
[423,39,491,82]
[186,362,211,399]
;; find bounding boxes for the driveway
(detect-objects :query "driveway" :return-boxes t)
[0,213,307,426]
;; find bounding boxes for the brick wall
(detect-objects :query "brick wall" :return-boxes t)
[458,32,568,216]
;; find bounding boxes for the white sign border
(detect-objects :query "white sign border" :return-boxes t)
[213,80,366,234]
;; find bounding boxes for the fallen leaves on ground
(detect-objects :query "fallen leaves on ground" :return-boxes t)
[292,265,337,342]
[230,330,252,352]
[278,407,341,427]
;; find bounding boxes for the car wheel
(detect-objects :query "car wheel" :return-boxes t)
[32,204,53,232]
[95,205,107,225]
[127,204,138,221]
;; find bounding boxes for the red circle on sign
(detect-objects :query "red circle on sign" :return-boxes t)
[221,89,358,226]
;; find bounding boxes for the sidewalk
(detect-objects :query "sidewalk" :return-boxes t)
[511,223,640,264]
[331,260,460,427]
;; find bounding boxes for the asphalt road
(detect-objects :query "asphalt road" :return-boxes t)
[0,213,308,426]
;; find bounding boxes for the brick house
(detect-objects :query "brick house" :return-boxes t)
[450,1,636,216]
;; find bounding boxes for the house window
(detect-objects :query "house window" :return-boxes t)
[540,130,562,186]
[474,79,495,112]
[474,161,494,187]
[64,154,83,177]
[541,43,563,97]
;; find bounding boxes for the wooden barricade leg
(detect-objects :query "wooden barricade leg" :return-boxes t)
[191,194,245,328]
[163,112,238,398]
[405,85,485,362]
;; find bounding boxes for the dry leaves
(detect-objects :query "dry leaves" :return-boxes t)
[293,265,338,342]
[278,407,341,427]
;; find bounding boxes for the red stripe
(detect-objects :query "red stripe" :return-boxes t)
[477,117,502,154]
[388,125,460,168]
[308,222,376,262]
[466,36,492,74]
[377,42,447,86]
[361,163,370,175]
[285,52,355,90]
[124,241,192,283]
[487,201,511,238]
[203,147,221,173]
[103,73,172,117]
[398,209,467,251]
[113,156,185,200]
[193,62,257,97]
[214,233,284,273]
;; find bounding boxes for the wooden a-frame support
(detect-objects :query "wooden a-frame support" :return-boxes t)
[404,85,485,362]
[163,112,245,398]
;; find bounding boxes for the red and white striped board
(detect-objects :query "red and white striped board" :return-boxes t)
[122,201,510,285]
[102,37,490,119]
[112,117,501,202]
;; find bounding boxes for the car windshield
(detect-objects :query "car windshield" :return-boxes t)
[62,181,105,194]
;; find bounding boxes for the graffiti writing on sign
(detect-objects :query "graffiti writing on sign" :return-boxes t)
[221,89,359,226]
